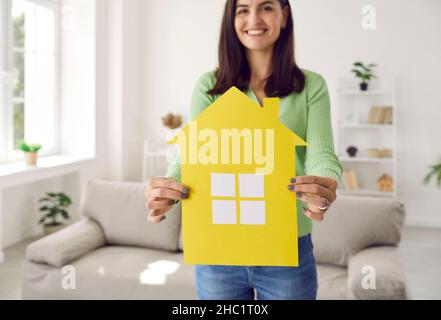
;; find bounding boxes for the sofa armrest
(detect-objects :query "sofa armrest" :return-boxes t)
[347,246,409,300]
[26,218,106,268]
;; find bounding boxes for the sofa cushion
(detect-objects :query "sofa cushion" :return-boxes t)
[81,179,181,251]
[312,196,405,267]
[26,218,106,267]
[347,246,408,300]
[22,246,196,300]
[316,264,348,300]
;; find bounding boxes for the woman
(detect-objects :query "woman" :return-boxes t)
[145,0,342,300]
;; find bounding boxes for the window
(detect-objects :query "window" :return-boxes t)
[211,173,266,225]
[0,0,59,163]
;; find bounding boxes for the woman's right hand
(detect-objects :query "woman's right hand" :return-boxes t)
[145,177,189,224]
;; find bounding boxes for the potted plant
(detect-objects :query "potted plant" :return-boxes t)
[162,112,183,160]
[17,140,42,166]
[351,61,377,91]
[424,159,441,187]
[162,113,183,140]
[38,192,72,235]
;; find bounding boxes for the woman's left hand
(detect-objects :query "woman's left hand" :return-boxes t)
[288,176,338,222]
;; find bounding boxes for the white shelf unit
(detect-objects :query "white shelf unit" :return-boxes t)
[335,81,397,198]
[338,189,394,198]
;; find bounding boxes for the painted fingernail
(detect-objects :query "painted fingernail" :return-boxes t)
[182,187,189,194]
[181,193,189,199]
[296,192,302,198]
[287,185,294,191]
[290,178,296,183]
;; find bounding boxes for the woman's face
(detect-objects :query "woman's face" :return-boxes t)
[234,0,288,52]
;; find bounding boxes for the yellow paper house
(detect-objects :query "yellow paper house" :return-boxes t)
[168,87,306,266]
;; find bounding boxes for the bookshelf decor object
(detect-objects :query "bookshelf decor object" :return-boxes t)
[336,78,397,198]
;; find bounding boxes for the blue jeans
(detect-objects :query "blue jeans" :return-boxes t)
[195,234,317,300]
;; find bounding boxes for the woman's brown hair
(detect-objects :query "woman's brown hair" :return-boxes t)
[208,0,305,97]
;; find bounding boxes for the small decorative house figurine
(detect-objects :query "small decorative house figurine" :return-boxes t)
[378,173,393,192]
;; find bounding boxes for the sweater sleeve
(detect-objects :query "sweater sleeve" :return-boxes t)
[304,74,343,186]
[165,72,216,182]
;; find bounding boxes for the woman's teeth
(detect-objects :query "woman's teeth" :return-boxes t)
[246,29,267,35]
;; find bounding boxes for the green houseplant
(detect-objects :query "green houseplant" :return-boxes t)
[38,192,72,235]
[424,159,441,188]
[351,61,377,91]
[17,140,42,166]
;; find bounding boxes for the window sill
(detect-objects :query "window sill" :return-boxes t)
[0,155,95,188]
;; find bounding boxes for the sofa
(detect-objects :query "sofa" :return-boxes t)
[22,179,409,299]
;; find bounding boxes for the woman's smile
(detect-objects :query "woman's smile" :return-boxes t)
[245,28,268,36]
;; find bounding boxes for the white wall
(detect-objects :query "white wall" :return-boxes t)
[121,0,144,182]
[2,173,81,247]
[100,0,145,182]
[61,0,144,184]
[141,0,224,144]
[140,0,441,227]
[60,0,96,159]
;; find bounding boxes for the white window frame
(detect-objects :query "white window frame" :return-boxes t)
[0,0,61,164]
[0,0,10,161]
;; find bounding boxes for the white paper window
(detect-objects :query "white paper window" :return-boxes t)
[239,174,264,197]
[240,201,265,225]
[211,173,266,225]
[212,200,237,225]
[211,173,236,197]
